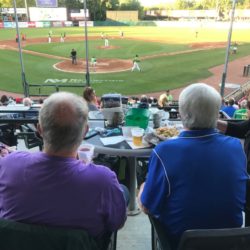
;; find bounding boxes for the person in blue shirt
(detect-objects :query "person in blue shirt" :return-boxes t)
[139,83,248,250]
[222,98,237,118]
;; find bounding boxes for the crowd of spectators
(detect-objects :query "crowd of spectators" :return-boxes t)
[221,97,250,119]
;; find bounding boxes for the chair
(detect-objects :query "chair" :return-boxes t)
[0,218,117,250]
[149,214,250,250]
[178,227,250,250]
[148,215,172,250]
[18,124,43,150]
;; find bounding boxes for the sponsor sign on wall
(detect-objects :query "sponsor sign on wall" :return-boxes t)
[79,21,94,27]
[52,21,64,27]
[0,23,4,29]
[3,22,13,28]
[64,21,73,27]
[28,22,36,28]
[36,0,58,8]
[29,7,67,21]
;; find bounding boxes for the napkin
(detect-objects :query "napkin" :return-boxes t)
[100,136,125,146]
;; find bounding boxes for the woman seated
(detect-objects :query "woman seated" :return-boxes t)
[83,87,99,111]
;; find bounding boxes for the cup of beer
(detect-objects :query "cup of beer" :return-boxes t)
[131,128,144,146]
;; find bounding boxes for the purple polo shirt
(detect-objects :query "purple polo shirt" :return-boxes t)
[0,151,126,237]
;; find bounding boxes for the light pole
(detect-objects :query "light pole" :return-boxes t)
[220,0,237,97]
[83,0,90,87]
[24,0,29,21]
[13,0,29,97]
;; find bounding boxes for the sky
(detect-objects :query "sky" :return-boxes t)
[138,0,174,7]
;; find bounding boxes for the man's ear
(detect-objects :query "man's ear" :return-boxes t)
[37,124,43,137]
[82,124,89,139]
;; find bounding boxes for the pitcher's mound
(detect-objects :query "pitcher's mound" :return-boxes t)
[54,58,132,74]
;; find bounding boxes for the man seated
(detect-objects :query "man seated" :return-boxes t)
[0,92,127,240]
[139,83,248,249]
[222,98,237,118]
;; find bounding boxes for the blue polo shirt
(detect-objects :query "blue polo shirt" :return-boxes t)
[141,129,248,248]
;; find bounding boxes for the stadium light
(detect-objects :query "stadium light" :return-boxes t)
[80,0,90,87]
[220,0,237,97]
[13,0,29,97]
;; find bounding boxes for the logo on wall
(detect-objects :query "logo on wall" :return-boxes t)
[36,0,58,8]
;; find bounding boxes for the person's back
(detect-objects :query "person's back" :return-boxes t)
[0,92,126,238]
[0,151,126,237]
[222,98,236,118]
[139,83,248,250]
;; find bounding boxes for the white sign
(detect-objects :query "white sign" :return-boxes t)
[79,21,94,27]
[29,7,67,21]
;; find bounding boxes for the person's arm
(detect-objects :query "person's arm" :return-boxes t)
[101,170,127,231]
[226,119,250,139]
[139,148,169,216]
[138,182,149,214]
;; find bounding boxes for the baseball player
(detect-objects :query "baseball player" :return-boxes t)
[131,55,141,72]
[104,37,109,47]
[90,56,97,72]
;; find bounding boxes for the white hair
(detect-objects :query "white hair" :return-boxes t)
[179,83,221,129]
[39,92,88,153]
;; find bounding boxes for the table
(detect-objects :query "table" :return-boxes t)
[84,127,152,215]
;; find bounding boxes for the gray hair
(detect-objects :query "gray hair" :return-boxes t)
[240,99,247,109]
[39,92,88,153]
[179,83,221,129]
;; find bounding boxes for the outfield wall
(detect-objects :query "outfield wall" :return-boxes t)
[0,20,250,29]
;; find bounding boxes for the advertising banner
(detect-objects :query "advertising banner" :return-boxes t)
[35,22,44,27]
[79,21,94,27]
[43,21,51,27]
[18,22,29,28]
[28,22,36,28]
[3,22,13,28]
[0,23,3,29]
[64,21,73,27]
[29,7,67,21]
[52,21,63,27]
[36,0,58,8]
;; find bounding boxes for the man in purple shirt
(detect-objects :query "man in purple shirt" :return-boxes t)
[0,92,127,238]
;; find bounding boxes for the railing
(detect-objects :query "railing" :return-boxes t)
[224,80,250,101]
[27,83,86,97]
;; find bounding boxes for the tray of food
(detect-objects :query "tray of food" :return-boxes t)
[154,126,180,140]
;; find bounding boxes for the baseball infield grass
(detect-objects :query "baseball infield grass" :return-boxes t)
[1,26,250,96]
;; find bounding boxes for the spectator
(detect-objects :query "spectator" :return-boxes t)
[0,95,9,106]
[139,83,248,250]
[158,92,168,108]
[166,89,173,103]
[233,99,248,119]
[222,98,237,118]
[138,95,149,109]
[83,87,99,111]
[22,97,33,107]
[0,92,127,239]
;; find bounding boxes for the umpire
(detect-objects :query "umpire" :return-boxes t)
[71,49,77,65]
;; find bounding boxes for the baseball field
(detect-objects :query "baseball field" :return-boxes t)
[0,25,250,97]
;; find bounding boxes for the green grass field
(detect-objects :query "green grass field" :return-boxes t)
[0,25,250,96]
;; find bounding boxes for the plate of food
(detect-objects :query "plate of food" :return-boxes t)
[154,126,180,140]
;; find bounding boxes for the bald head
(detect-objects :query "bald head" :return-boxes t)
[39,92,88,154]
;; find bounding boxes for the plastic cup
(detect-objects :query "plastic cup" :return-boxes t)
[78,144,95,164]
[131,128,144,146]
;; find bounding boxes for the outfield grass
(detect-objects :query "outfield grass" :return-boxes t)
[0,25,250,96]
